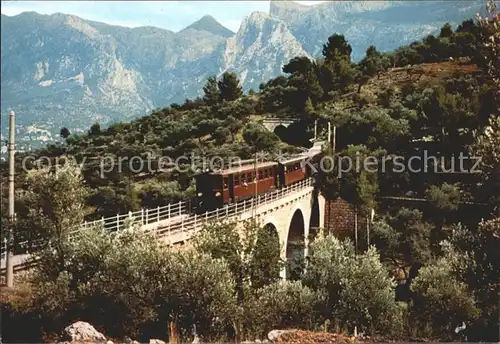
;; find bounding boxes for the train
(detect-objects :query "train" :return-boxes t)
[195,146,324,212]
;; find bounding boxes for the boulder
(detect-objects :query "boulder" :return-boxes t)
[124,336,141,344]
[267,329,297,342]
[64,321,106,343]
[149,340,166,344]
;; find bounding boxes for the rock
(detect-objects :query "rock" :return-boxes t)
[124,336,140,344]
[105,341,113,344]
[150,340,166,344]
[267,329,297,342]
[64,321,107,342]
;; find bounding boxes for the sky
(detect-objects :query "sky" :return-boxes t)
[0,1,326,32]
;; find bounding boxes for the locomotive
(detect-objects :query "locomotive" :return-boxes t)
[195,148,323,212]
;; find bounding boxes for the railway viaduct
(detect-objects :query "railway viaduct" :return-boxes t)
[2,142,327,279]
[162,178,325,279]
[2,178,325,280]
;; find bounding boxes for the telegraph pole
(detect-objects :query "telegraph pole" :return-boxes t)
[327,122,331,149]
[332,125,336,154]
[253,150,258,219]
[6,110,15,287]
[314,119,318,142]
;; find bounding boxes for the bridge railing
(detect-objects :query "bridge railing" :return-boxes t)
[1,178,313,265]
[153,178,313,239]
[78,201,188,232]
[1,200,190,256]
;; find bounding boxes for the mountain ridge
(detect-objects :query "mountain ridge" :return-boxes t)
[0,1,486,145]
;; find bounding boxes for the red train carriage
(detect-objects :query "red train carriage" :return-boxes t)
[195,161,279,212]
[278,156,308,187]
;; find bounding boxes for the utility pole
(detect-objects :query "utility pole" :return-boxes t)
[354,206,358,256]
[332,125,337,154]
[6,110,15,287]
[327,122,331,149]
[314,119,318,142]
[253,150,258,219]
[366,217,370,247]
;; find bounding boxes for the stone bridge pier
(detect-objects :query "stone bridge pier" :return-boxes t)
[247,186,325,279]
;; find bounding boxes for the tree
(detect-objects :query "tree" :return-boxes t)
[213,126,232,145]
[225,116,243,141]
[304,234,403,335]
[476,0,500,86]
[322,34,352,62]
[340,145,380,215]
[318,57,357,95]
[31,228,237,342]
[89,122,101,136]
[410,258,479,340]
[218,72,243,102]
[442,218,500,341]
[318,34,357,96]
[244,281,323,338]
[161,250,237,342]
[283,57,323,110]
[425,183,461,228]
[59,127,70,139]
[21,163,88,274]
[203,76,221,105]
[195,221,282,301]
[439,23,454,38]
[470,116,500,204]
[359,46,391,80]
[243,123,280,154]
[248,225,282,290]
[372,208,433,283]
[283,56,314,76]
[194,220,283,342]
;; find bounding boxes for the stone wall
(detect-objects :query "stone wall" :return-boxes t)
[324,198,368,244]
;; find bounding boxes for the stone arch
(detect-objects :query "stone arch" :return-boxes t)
[251,221,282,288]
[285,208,306,280]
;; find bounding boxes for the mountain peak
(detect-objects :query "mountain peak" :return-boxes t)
[182,14,234,37]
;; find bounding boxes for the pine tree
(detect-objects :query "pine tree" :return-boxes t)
[218,72,243,102]
[322,33,352,62]
[59,127,70,139]
[203,76,221,105]
[439,23,453,38]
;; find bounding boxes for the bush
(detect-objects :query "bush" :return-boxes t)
[244,281,324,339]
[410,258,479,340]
[16,228,238,342]
[304,234,403,335]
